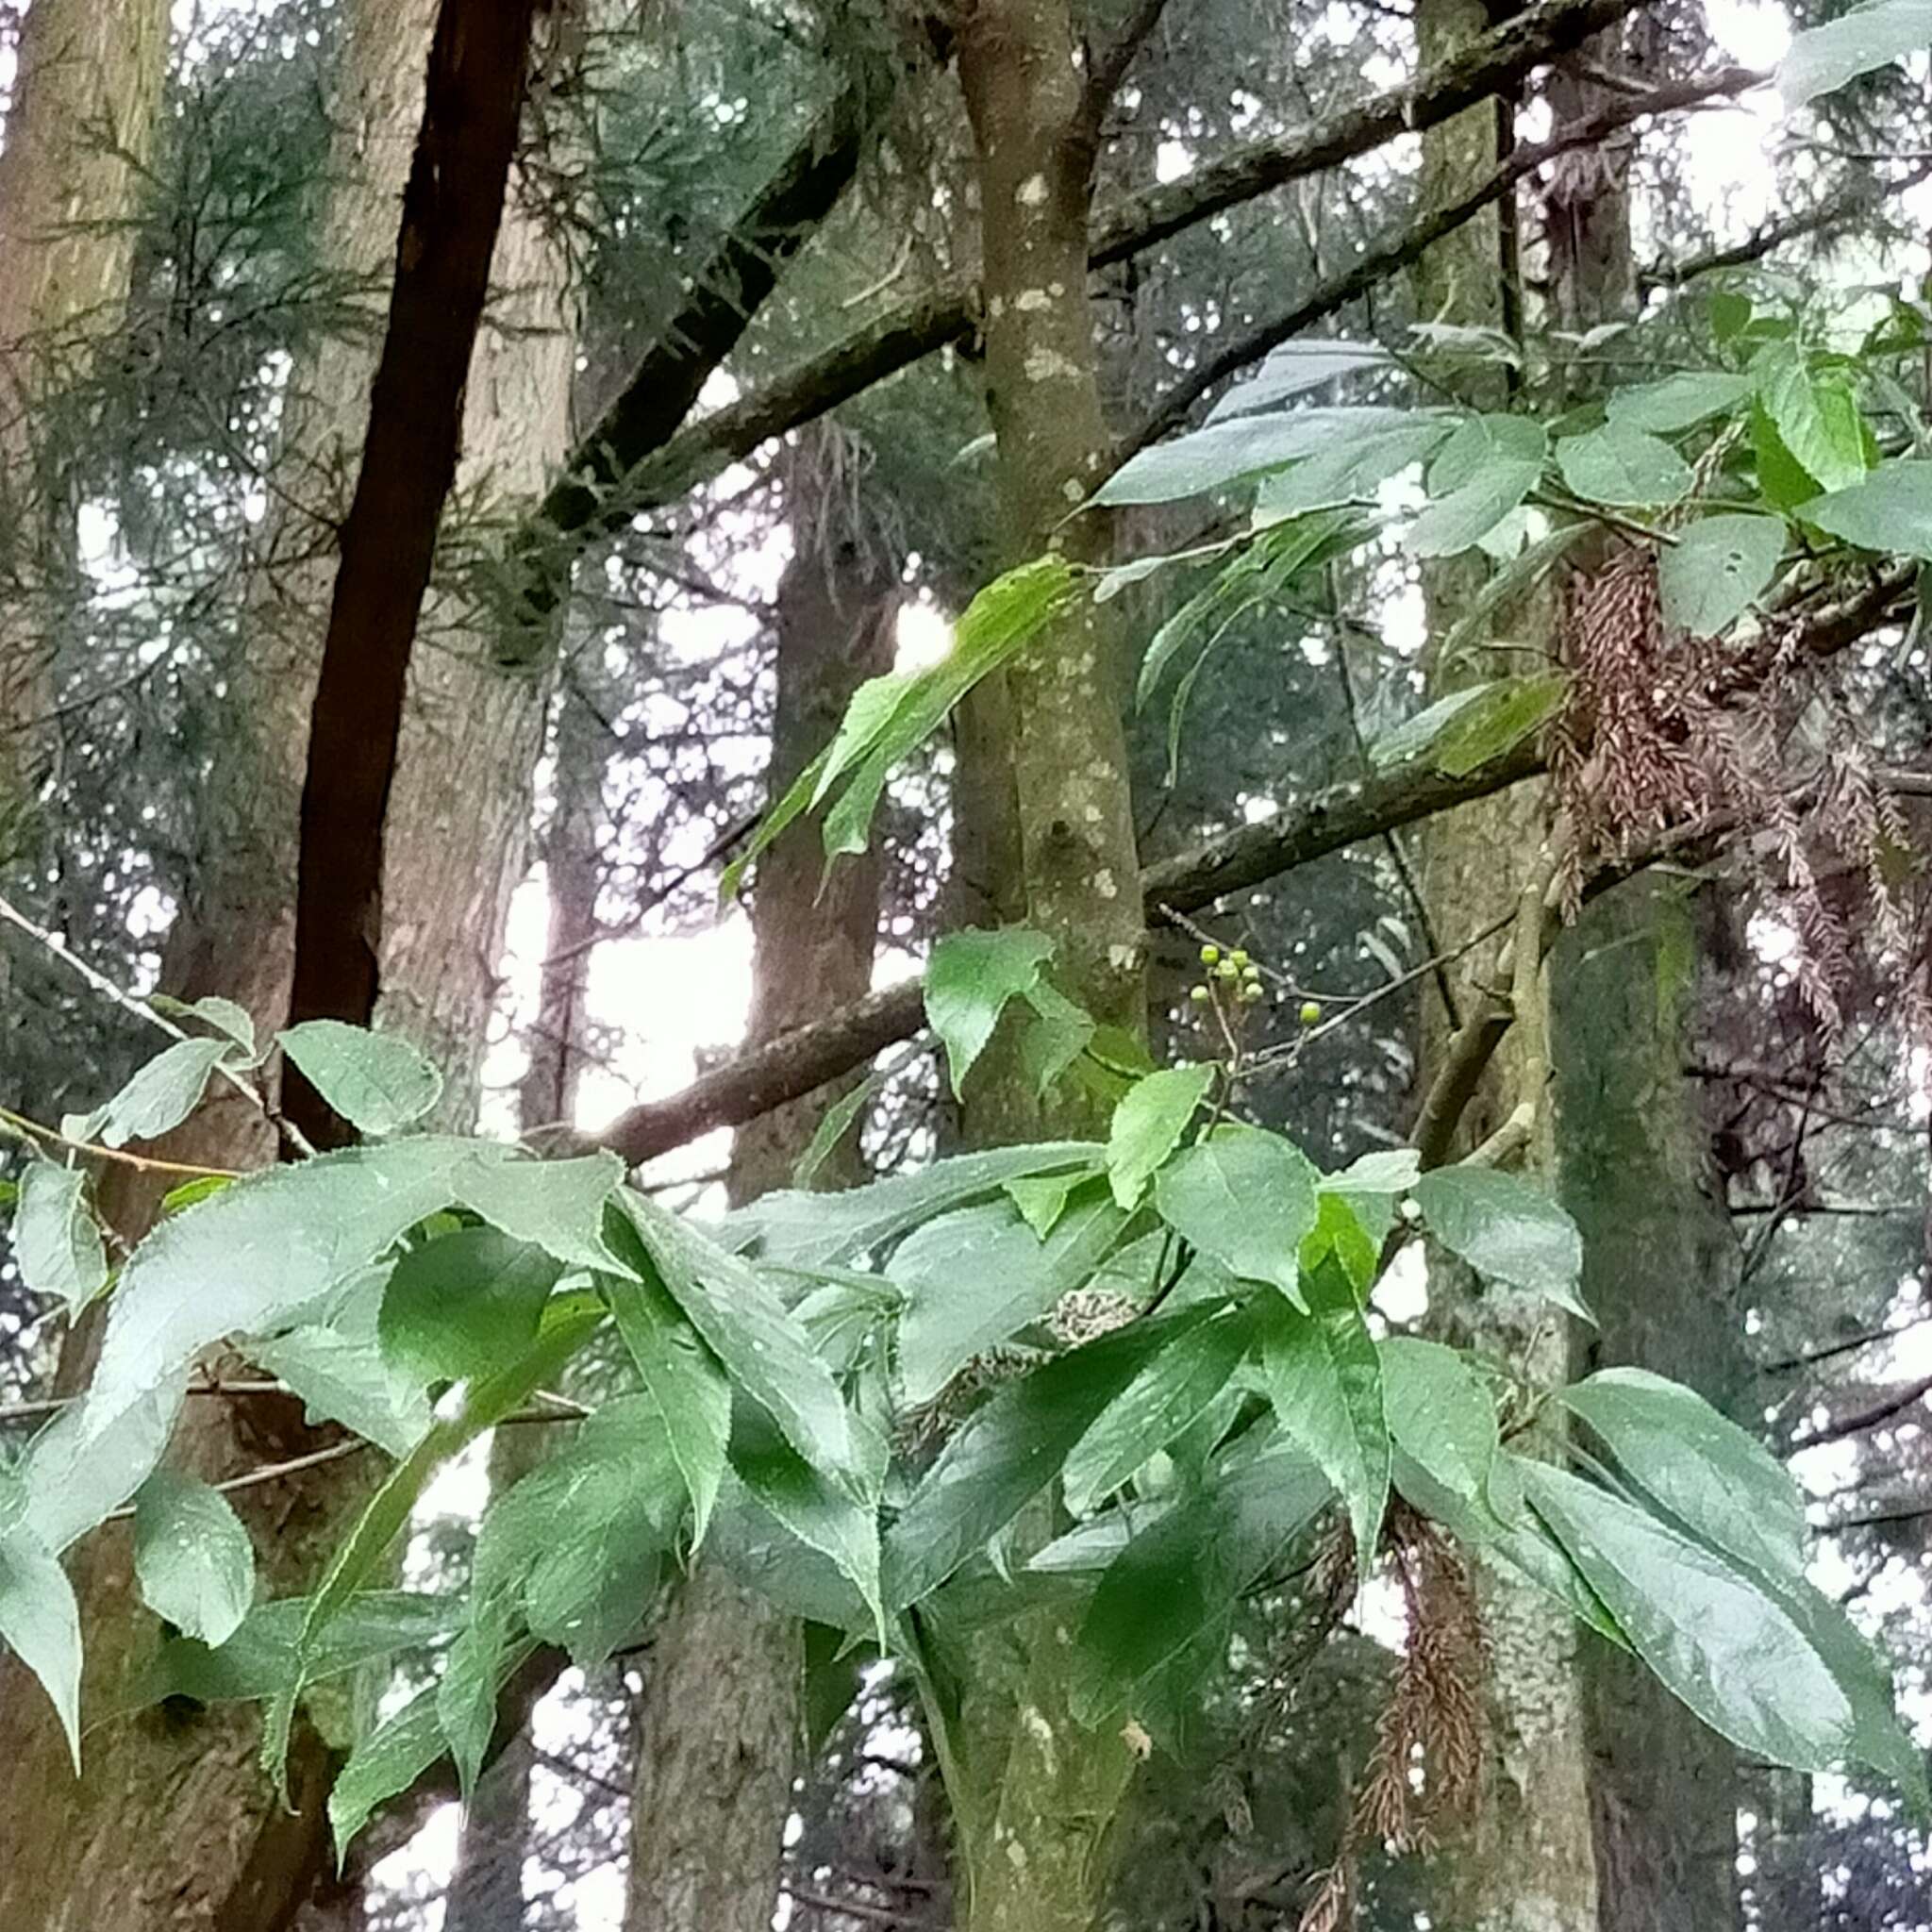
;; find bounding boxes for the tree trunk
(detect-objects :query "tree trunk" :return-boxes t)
[444,684,612,1931]
[1411,5,1598,1927]
[623,450,898,1932]
[942,7,1149,1927]
[0,3,579,1923]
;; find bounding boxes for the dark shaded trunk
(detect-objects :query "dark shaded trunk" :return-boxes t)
[623,450,898,1932]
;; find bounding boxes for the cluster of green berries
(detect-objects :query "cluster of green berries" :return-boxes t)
[1187,943,1322,1025]
[1190,943,1266,1008]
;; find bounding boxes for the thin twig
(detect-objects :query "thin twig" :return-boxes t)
[0,1105,245,1179]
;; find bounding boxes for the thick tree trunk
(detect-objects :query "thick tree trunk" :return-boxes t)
[1412,5,1598,1928]
[623,457,897,1932]
[942,7,1150,1928]
[0,3,578,1924]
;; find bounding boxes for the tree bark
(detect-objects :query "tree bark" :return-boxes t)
[1411,4,1599,1927]
[941,4,1151,1925]
[623,451,898,1932]
[0,2,579,1922]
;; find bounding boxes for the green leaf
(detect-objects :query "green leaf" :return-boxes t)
[1559,1367,1804,1585]
[0,1529,82,1771]
[791,1077,877,1189]
[159,1173,232,1216]
[378,1226,563,1388]
[328,1639,537,1861]
[1754,344,1870,495]
[891,1187,1127,1407]
[1523,1462,1854,1768]
[1429,673,1567,778]
[724,1142,1101,1270]
[1251,419,1452,522]
[12,1386,183,1556]
[132,1470,256,1647]
[277,1021,442,1136]
[1154,1124,1319,1303]
[15,1163,108,1315]
[1095,407,1424,508]
[1368,685,1492,770]
[601,1232,731,1544]
[882,1308,1213,1607]
[1108,1064,1215,1209]
[87,1037,236,1148]
[925,927,1055,1096]
[1804,459,1932,561]
[1070,1447,1330,1723]
[1779,0,1932,103]
[1554,422,1692,508]
[1412,1164,1591,1321]
[247,1326,431,1459]
[1061,1304,1256,1513]
[731,1405,883,1637]
[1302,1191,1378,1293]
[1206,339,1398,422]
[149,994,258,1058]
[1708,291,1752,344]
[1005,1171,1084,1239]
[1438,523,1592,671]
[1017,979,1096,1099]
[452,1150,627,1274]
[619,1188,855,1479]
[1257,1256,1388,1570]
[1322,1146,1421,1247]
[725,559,1076,891]
[1658,514,1787,637]
[1410,415,1547,558]
[1379,1338,1498,1510]
[1751,400,1822,509]
[1606,372,1753,434]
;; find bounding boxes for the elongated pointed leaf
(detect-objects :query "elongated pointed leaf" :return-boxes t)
[1207,339,1398,422]
[453,1149,626,1274]
[1410,415,1546,558]
[277,1022,442,1136]
[1154,1124,1318,1302]
[1379,1337,1498,1509]
[1413,1164,1591,1320]
[133,1471,256,1648]
[1659,513,1786,637]
[0,1529,81,1770]
[1062,1304,1256,1513]
[925,927,1055,1096]
[1257,1257,1388,1568]
[1779,0,1932,104]
[1805,459,1932,562]
[1523,1462,1853,1767]
[247,1325,431,1459]
[14,1163,108,1315]
[378,1226,563,1389]
[1108,1064,1214,1209]
[1607,372,1752,434]
[85,1036,235,1149]
[1096,407,1423,507]
[1554,422,1692,508]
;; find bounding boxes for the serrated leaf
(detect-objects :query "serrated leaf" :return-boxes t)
[882,1309,1213,1607]
[1153,1124,1319,1302]
[925,927,1054,1096]
[88,1037,235,1149]
[247,1325,431,1459]
[791,1077,877,1189]
[1413,1164,1591,1320]
[1523,1462,1853,1768]
[1751,399,1821,509]
[0,1529,82,1771]
[1096,407,1424,508]
[150,994,258,1058]
[1379,1337,1498,1509]
[132,1470,256,1647]
[1206,339,1398,422]
[277,1021,441,1136]
[724,1142,1100,1271]
[1555,422,1692,508]
[453,1150,627,1274]
[1658,514,1787,636]
[1410,414,1547,558]
[1559,1367,1804,1584]
[1323,1146,1421,1247]
[731,1405,883,1637]
[1004,1171,1082,1239]
[15,1163,108,1315]
[1429,673,1567,778]
[1108,1064,1214,1209]
[1017,978,1095,1099]
[1754,344,1870,495]
[1778,0,1932,104]
[1251,418,1452,521]
[1607,372,1753,434]
[378,1226,563,1388]
[1805,459,1932,561]
[1061,1304,1256,1513]
[601,1223,731,1544]
[12,1385,183,1555]
[1257,1257,1388,1570]
[1070,1446,1330,1723]
[619,1188,854,1480]
[891,1187,1127,1407]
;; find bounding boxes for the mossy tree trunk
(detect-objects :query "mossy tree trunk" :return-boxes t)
[0,5,580,1924]
[623,461,898,1932]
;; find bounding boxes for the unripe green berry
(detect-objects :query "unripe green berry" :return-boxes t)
[1299,999,1322,1025]
[1216,958,1240,982]
[1199,943,1220,966]
[1189,984,1211,1006]
[1242,963,1263,983]
[1239,981,1265,1005]
[1229,948,1250,969]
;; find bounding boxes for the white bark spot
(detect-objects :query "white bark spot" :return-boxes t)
[1007,1840,1029,1871]
[1095,869,1119,899]
[1024,345,1084,384]
[1016,173,1050,207]
[1048,280,1066,296]
[1084,804,1104,824]
[1015,288,1052,312]
[987,294,1005,320]
[1108,942,1139,971]
[1061,477,1086,505]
